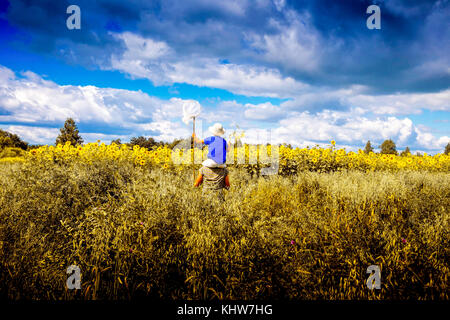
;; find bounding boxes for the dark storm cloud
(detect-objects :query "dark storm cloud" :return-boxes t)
[3,0,449,93]
[135,0,284,60]
[4,0,282,64]
[4,0,145,66]
[278,0,450,93]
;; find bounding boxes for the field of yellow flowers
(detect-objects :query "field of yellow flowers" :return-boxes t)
[18,141,450,174]
[0,141,449,300]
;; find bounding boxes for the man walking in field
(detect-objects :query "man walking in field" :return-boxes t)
[192,123,230,168]
[192,123,230,200]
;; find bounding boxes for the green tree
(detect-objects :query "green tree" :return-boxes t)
[0,129,28,150]
[110,139,122,145]
[400,146,411,156]
[445,142,450,155]
[55,118,84,146]
[166,138,183,149]
[380,139,398,155]
[364,140,374,154]
[27,144,45,150]
[129,136,160,150]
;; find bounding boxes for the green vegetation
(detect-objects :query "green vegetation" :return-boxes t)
[400,147,411,157]
[380,139,398,155]
[364,140,374,154]
[0,129,28,150]
[55,118,84,146]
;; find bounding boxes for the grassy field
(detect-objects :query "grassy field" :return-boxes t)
[0,144,449,300]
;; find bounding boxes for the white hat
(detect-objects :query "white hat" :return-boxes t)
[209,123,225,136]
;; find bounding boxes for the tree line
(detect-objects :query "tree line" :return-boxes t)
[53,118,183,150]
[364,139,413,156]
[1,118,450,155]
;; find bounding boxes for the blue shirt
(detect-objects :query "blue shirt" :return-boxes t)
[204,136,227,164]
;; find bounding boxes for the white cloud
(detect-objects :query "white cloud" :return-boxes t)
[235,109,448,153]
[346,90,450,115]
[1,125,135,145]
[215,0,249,16]
[272,111,416,146]
[245,10,323,73]
[2,126,60,145]
[115,32,172,61]
[0,66,15,82]
[187,0,249,16]
[172,61,307,98]
[109,32,308,98]
[0,64,448,152]
[199,100,247,126]
[414,127,450,150]
[0,65,201,144]
[0,66,163,125]
[281,86,450,115]
[273,0,286,12]
[244,102,283,120]
[108,31,449,114]
[200,100,286,125]
[137,120,190,142]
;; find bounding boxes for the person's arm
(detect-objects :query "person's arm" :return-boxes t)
[224,175,230,190]
[192,133,204,145]
[226,140,231,152]
[194,172,203,187]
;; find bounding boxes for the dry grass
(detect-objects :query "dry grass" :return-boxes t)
[0,159,448,300]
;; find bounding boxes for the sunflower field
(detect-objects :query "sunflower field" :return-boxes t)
[0,141,449,300]
[23,141,450,174]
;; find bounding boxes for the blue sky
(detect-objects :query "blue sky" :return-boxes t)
[0,0,448,153]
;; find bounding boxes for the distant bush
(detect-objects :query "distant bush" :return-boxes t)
[0,147,26,159]
[364,140,374,154]
[129,136,162,150]
[400,147,411,157]
[0,129,28,150]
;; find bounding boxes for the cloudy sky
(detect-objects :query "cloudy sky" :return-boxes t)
[0,0,449,153]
